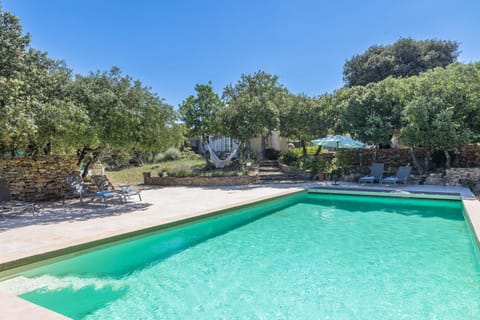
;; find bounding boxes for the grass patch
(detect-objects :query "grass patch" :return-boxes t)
[106,159,205,186]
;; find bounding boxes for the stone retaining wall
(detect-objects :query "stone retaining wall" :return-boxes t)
[444,168,480,192]
[0,156,78,201]
[278,163,310,179]
[143,172,259,186]
[316,146,480,175]
[418,168,480,193]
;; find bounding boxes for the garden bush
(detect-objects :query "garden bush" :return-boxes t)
[162,147,181,161]
[303,157,327,173]
[281,149,302,167]
[166,165,196,177]
[181,147,203,160]
[264,148,281,160]
[102,150,132,170]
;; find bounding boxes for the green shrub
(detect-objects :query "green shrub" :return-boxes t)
[167,165,195,177]
[101,150,131,168]
[264,148,281,160]
[281,149,302,167]
[154,153,166,162]
[163,147,181,161]
[303,157,327,172]
[181,147,203,160]
[333,150,356,174]
[305,145,328,155]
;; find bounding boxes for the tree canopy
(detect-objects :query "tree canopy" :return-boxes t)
[0,8,90,155]
[279,94,333,156]
[343,38,459,87]
[179,82,223,141]
[220,71,288,155]
[0,7,182,171]
[72,67,179,174]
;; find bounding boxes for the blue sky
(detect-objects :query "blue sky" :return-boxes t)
[3,0,480,107]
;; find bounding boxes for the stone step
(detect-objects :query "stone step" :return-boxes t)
[258,166,281,172]
[259,160,279,167]
[258,171,284,176]
[259,173,293,180]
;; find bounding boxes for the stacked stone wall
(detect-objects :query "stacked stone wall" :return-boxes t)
[316,146,480,175]
[444,168,480,193]
[143,172,259,186]
[0,156,78,201]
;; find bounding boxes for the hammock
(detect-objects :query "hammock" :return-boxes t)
[206,144,238,168]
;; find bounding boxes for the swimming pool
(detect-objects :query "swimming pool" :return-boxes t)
[1,192,479,319]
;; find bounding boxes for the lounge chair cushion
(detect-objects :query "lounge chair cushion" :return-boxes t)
[359,176,375,183]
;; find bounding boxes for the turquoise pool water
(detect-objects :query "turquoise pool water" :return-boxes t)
[1,193,480,319]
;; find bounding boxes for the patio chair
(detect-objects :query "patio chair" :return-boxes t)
[90,175,142,202]
[0,179,38,218]
[381,166,412,185]
[359,163,384,183]
[63,175,124,206]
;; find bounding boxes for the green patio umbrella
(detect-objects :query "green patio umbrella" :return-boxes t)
[311,135,364,149]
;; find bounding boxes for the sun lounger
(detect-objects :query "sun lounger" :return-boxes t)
[381,166,412,184]
[0,179,38,218]
[63,175,124,206]
[359,163,384,183]
[90,175,141,202]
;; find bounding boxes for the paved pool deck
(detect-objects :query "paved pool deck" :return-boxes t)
[1,182,479,319]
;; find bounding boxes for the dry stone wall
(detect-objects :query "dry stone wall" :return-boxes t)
[0,156,78,201]
[444,168,480,193]
[317,146,480,175]
[143,172,259,186]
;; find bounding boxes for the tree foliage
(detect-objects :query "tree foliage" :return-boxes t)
[401,97,470,172]
[279,94,333,156]
[0,7,89,155]
[0,7,181,170]
[71,67,180,174]
[336,77,407,146]
[220,71,288,155]
[343,38,459,87]
[179,82,223,140]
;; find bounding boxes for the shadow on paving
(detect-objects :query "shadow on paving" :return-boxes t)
[0,200,152,232]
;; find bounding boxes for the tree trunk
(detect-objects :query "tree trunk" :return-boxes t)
[202,135,210,165]
[243,140,250,160]
[81,147,104,178]
[424,149,431,175]
[151,151,156,163]
[409,146,424,175]
[444,150,451,169]
[261,134,266,158]
[77,145,92,166]
[43,142,52,155]
[314,145,322,157]
[301,140,307,158]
